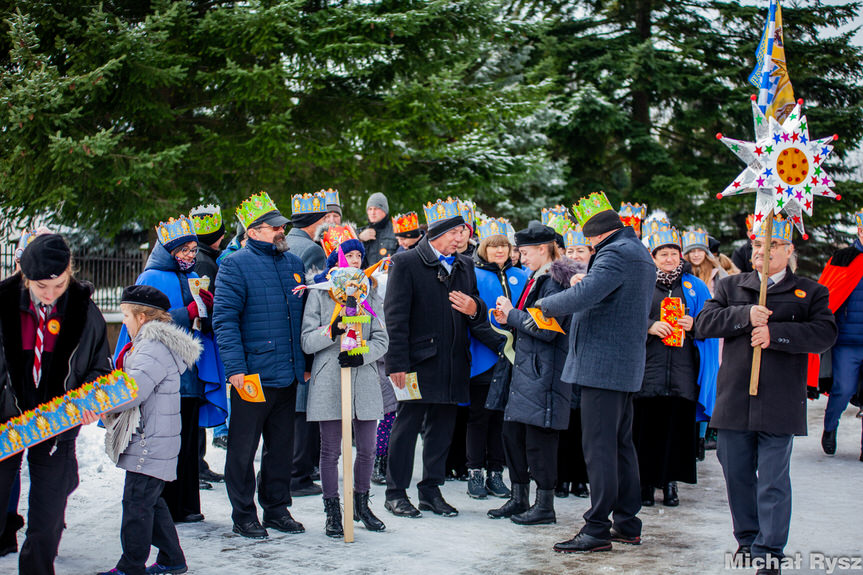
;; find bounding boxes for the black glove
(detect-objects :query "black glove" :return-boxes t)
[806,386,820,400]
[330,320,346,341]
[338,351,363,368]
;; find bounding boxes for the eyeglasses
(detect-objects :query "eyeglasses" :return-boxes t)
[751,241,786,252]
[177,246,198,256]
[258,224,285,232]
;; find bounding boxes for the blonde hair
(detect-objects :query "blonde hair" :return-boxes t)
[684,251,720,286]
[717,253,740,275]
[477,235,511,261]
[121,303,172,324]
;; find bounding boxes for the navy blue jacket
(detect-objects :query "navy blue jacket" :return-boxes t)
[213,238,307,388]
[835,239,863,346]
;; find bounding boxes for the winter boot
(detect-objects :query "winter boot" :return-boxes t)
[696,437,706,462]
[662,482,679,507]
[0,513,24,557]
[467,469,488,499]
[353,491,385,532]
[323,497,343,538]
[511,488,556,525]
[487,483,529,519]
[554,482,571,498]
[572,482,589,498]
[822,429,837,456]
[485,470,511,498]
[371,455,387,485]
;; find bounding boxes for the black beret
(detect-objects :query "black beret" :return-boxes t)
[427,215,466,240]
[515,221,556,247]
[20,234,71,281]
[121,285,171,312]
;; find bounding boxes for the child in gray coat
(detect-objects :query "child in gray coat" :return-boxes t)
[98,285,201,575]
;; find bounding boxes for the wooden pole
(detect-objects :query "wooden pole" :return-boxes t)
[340,341,355,543]
[749,215,773,396]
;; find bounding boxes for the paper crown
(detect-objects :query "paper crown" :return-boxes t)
[541,205,569,226]
[572,192,615,228]
[236,192,280,229]
[459,200,476,229]
[682,228,709,252]
[647,225,682,253]
[477,218,513,242]
[392,212,420,234]
[292,192,328,215]
[857,211,863,228]
[753,215,793,243]
[321,225,359,257]
[745,214,756,232]
[564,227,588,248]
[190,204,223,235]
[645,218,671,237]
[619,202,647,237]
[545,213,574,235]
[322,188,340,207]
[15,228,44,261]
[155,215,196,250]
[423,197,462,226]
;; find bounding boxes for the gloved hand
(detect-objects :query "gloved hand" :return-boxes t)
[199,289,214,314]
[330,319,346,341]
[338,351,363,368]
[187,300,201,321]
[522,314,538,332]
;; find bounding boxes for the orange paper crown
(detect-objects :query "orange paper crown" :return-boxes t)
[321,225,359,257]
[392,212,420,234]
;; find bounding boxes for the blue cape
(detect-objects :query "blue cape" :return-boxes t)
[681,272,719,421]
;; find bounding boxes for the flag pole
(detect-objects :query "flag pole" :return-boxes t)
[340,331,355,543]
[749,215,773,396]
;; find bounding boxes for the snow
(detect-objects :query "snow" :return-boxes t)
[2,399,861,575]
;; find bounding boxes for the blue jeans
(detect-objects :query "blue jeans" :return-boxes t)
[826,345,863,431]
[213,386,231,438]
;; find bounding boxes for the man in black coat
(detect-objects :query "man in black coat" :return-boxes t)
[383,204,488,518]
[696,219,836,572]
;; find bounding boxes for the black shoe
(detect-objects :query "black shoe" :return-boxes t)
[697,437,706,462]
[511,489,555,525]
[705,428,718,450]
[487,483,529,519]
[198,480,213,491]
[553,532,612,553]
[662,482,679,507]
[323,497,343,538]
[554,482,571,498]
[263,511,305,534]
[822,429,837,455]
[354,491,385,532]
[232,520,268,539]
[384,497,422,518]
[212,435,228,450]
[572,482,589,498]
[176,513,204,523]
[610,527,641,545]
[641,486,655,507]
[485,470,511,498]
[199,468,224,483]
[371,455,387,485]
[466,469,488,499]
[755,569,780,575]
[418,494,458,517]
[0,513,24,557]
[292,482,323,497]
[311,466,320,481]
[735,545,752,561]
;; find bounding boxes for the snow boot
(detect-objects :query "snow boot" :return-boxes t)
[467,469,488,499]
[485,470,510,498]
[511,488,556,525]
[487,483,529,519]
[371,455,387,485]
[353,491,385,532]
[323,497,343,538]
[662,482,679,507]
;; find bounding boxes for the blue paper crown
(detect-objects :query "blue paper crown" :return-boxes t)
[856,210,863,228]
[423,197,462,226]
[541,205,568,226]
[682,228,709,252]
[477,218,511,242]
[459,200,476,229]
[564,228,588,248]
[291,192,328,215]
[647,225,681,253]
[323,188,340,207]
[645,218,671,237]
[754,216,793,243]
[155,215,197,252]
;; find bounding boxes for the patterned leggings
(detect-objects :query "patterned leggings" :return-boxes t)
[376,411,396,457]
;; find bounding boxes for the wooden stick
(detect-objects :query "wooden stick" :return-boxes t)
[749,215,773,396]
[340,355,355,543]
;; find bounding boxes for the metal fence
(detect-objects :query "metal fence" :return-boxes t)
[0,242,147,312]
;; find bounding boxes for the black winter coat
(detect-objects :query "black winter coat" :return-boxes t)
[194,244,221,291]
[695,268,836,435]
[384,236,488,404]
[503,259,577,430]
[639,277,700,401]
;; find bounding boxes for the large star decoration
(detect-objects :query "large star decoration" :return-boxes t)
[716,96,839,239]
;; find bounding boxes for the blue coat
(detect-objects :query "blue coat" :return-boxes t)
[213,238,307,388]
[115,244,227,427]
[835,239,863,345]
[539,226,655,392]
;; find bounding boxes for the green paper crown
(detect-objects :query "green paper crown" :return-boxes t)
[572,192,614,227]
[236,192,279,229]
[190,204,223,235]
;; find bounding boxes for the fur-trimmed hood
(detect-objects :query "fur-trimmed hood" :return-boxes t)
[134,320,202,371]
[550,257,584,287]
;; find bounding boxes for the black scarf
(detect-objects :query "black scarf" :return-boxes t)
[656,262,684,289]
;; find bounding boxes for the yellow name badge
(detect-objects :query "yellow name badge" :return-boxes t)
[238,374,266,403]
[526,308,566,334]
[47,318,61,335]
[795,289,807,298]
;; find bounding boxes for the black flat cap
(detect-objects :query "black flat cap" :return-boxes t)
[515,221,556,247]
[20,234,71,281]
[121,285,171,312]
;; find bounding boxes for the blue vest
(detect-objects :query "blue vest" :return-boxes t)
[469,265,529,377]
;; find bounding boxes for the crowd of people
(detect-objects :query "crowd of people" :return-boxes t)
[0,187,859,575]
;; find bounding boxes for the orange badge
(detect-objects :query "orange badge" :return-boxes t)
[683,281,692,289]
[47,319,61,335]
[379,248,387,255]
[795,289,807,298]
[294,273,302,283]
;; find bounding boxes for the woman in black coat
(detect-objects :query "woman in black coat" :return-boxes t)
[488,222,576,525]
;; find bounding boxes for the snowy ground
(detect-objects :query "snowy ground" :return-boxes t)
[2,398,861,575]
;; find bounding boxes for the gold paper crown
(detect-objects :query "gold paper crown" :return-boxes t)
[321,225,359,257]
[647,225,682,253]
[545,213,574,235]
[564,227,588,248]
[753,215,793,243]
[682,228,709,252]
[423,197,462,226]
[190,204,223,235]
[857,210,863,229]
[392,212,420,234]
[541,206,568,226]
[459,200,476,229]
[619,202,647,238]
[155,215,196,250]
[572,192,615,227]
[291,191,328,215]
[236,192,280,229]
[477,218,511,242]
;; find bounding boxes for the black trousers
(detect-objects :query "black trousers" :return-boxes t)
[502,421,559,490]
[444,405,469,475]
[580,387,642,539]
[385,402,457,501]
[162,397,201,521]
[116,472,185,575]
[557,408,589,485]
[465,378,505,472]
[226,384,297,524]
[0,438,78,575]
[291,411,320,489]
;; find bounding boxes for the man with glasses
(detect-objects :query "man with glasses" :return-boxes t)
[696,216,836,574]
[213,192,308,539]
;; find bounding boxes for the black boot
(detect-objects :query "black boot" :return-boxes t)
[371,455,387,485]
[487,483,529,519]
[572,482,589,498]
[822,429,837,456]
[554,481,571,498]
[323,497,343,538]
[0,513,24,557]
[641,485,655,507]
[511,488,556,525]
[662,482,679,507]
[354,491,385,532]
[697,437,706,461]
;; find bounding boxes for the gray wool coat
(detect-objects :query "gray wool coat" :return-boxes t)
[301,287,388,422]
[539,226,655,392]
[112,320,202,482]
